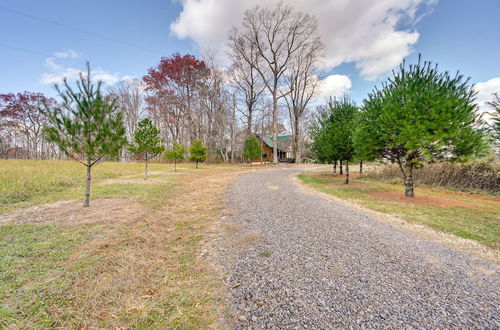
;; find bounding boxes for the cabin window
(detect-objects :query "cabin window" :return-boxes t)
[262,153,268,158]
[287,152,292,157]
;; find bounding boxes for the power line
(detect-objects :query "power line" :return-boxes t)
[0,44,53,58]
[0,44,136,83]
[0,5,164,56]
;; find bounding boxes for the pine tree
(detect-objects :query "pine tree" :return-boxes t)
[309,97,358,182]
[354,56,484,197]
[189,139,208,168]
[327,96,358,184]
[129,118,164,179]
[42,63,127,207]
[243,135,262,166]
[165,141,185,172]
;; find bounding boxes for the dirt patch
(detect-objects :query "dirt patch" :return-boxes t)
[102,177,166,185]
[327,181,368,189]
[424,186,500,203]
[0,198,146,226]
[370,191,488,210]
[318,172,362,180]
[266,183,280,190]
[147,170,189,175]
[235,231,262,247]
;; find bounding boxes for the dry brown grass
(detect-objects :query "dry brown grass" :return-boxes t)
[58,170,243,328]
[1,165,246,328]
[234,232,262,247]
[0,197,146,226]
[363,160,500,195]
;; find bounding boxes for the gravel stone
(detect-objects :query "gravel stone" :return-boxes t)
[218,168,499,329]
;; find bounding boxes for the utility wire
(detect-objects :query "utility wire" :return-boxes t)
[0,44,53,58]
[0,5,164,56]
[0,44,135,82]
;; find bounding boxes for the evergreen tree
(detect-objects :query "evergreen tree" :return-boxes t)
[327,96,358,184]
[42,63,127,207]
[243,135,262,166]
[309,97,358,181]
[354,56,484,197]
[129,118,164,179]
[309,104,335,165]
[189,139,208,168]
[165,141,185,172]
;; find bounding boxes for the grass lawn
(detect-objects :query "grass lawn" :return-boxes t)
[298,171,500,249]
[0,159,247,328]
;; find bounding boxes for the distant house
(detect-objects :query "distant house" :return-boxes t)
[254,135,295,162]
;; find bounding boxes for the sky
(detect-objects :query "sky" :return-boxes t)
[1,0,499,112]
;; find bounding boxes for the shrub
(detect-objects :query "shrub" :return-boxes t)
[362,159,500,195]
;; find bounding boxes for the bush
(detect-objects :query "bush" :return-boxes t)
[362,159,500,195]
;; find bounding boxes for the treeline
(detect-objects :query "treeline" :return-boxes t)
[310,56,500,197]
[1,3,326,163]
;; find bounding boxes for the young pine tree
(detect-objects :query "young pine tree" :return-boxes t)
[43,63,127,207]
[354,56,483,197]
[129,118,164,179]
[189,139,208,168]
[165,141,185,172]
[327,96,358,184]
[243,135,262,166]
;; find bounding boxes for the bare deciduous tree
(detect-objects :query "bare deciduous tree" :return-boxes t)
[285,35,324,163]
[109,79,145,141]
[229,2,321,162]
[229,44,265,135]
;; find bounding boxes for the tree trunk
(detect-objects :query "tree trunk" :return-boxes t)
[344,160,349,184]
[144,160,148,179]
[333,160,337,177]
[359,160,363,175]
[294,118,301,164]
[404,166,415,197]
[84,164,91,207]
[272,91,278,163]
[339,160,343,175]
[174,160,177,172]
[196,161,199,169]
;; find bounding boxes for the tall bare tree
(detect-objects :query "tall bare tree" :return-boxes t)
[229,2,321,162]
[229,44,265,135]
[109,79,145,142]
[285,37,324,163]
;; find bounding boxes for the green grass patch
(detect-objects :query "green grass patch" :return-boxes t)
[298,172,500,248]
[0,159,245,328]
[0,159,245,213]
[0,224,94,328]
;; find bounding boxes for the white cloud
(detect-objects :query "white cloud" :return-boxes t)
[40,50,121,85]
[41,67,120,85]
[170,0,436,80]
[316,74,352,99]
[475,77,500,111]
[474,77,500,122]
[53,49,79,59]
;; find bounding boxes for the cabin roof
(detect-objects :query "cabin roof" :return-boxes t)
[260,135,293,150]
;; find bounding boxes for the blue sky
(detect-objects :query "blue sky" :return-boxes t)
[1,0,499,108]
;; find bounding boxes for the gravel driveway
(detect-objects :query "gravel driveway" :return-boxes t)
[218,168,499,329]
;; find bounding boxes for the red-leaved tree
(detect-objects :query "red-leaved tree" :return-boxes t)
[0,92,55,159]
[143,53,207,143]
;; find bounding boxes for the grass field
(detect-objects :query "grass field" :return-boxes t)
[0,159,247,328]
[298,171,500,249]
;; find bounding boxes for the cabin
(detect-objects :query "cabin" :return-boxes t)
[254,135,295,162]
